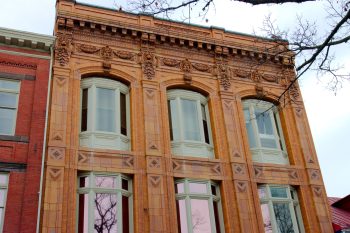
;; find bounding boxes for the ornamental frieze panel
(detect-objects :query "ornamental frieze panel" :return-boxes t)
[77,150,135,170]
[75,43,137,62]
[172,158,222,177]
[253,165,302,184]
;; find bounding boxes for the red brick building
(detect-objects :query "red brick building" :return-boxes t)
[0,27,54,233]
[329,195,350,232]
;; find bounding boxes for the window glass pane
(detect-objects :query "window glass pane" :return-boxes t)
[0,80,19,90]
[189,183,207,194]
[169,99,180,140]
[96,88,116,132]
[176,199,188,233]
[211,185,217,196]
[270,187,288,198]
[81,89,88,132]
[256,110,273,135]
[244,109,257,148]
[175,183,185,194]
[260,203,273,233]
[213,201,221,233]
[273,203,294,233]
[0,175,8,186]
[120,93,127,136]
[0,108,16,134]
[94,193,118,233]
[95,176,116,189]
[122,195,129,233]
[181,99,200,141]
[190,199,212,233]
[294,205,302,233]
[0,190,5,207]
[80,176,89,188]
[122,179,128,191]
[201,104,210,144]
[258,187,267,198]
[78,194,89,233]
[0,92,17,107]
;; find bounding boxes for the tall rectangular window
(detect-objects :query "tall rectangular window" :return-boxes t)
[0,174,8,232]
[77,173,133,233]
[0,79,20,135]
[258,185,305,233]
[175,179,224,233]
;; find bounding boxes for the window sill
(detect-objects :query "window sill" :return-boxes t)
[79,131,130,151]
[0,135,29,143]
[250,148,289,165]
[171,140,214,158]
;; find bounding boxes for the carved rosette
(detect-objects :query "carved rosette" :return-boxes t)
[141,50,156,80]
[55,32,73,66]
[100,46,113,60]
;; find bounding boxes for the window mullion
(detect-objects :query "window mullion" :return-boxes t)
[126,92,130,138]
[186,196,194,233]
[90,86,95,132]
[205,104,213,145]
[118,190,123,233]
[208,196,217,233]
[116,89,121,134]
[197,100,205,143]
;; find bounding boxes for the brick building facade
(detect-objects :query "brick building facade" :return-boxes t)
[0,27,54,232]
[40,0,333,232]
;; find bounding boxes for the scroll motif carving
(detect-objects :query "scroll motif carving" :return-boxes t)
[162,58,180,67]
[309,169,320,180]
[78,44,100,54]
[148,157,161,169]
[233,163,245,175]
[140,50,156,80]
[48,147,64,161]
[123,156,134,167]
[289,170,298,179]
[192,63,212,73]
[233,69,281,84]
[55,32,73,66]
[180,59,193,84]
[254,167,263,178]
[289,82,300,101]
[313,186,323,197]
[55,76,66,86]
[114,50,135,60]
[52,132,63,141]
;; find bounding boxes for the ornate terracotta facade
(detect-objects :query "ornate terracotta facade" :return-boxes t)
[41,0,333,232]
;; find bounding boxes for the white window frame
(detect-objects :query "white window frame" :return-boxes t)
[0,173,9,233]
[80,77,130,150]
[167,89,214,158]
[0,79,20,135]
[243,99,288,164]
[258,185,305,233]
[175,179,225,233]
[76,172,133,233]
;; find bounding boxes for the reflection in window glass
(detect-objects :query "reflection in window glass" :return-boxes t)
[0,79,19,135]
[261,203,272,233]
[175,179,224,233]
[181,99,200,141]
[189,183,207,194]
[77,173,132,233]
[259,185,304,233]
[0,173,8,233]
[96,88,116,132]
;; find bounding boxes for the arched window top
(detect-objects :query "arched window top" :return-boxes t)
[81,77,129,93]
[167,89,208,105]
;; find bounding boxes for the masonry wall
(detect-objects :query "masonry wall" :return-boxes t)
[0,44,51,233]
[41,1,333,232]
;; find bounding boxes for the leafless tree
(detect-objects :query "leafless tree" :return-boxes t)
[121,0,350,96]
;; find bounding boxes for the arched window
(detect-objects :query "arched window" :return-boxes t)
[167,89,214,158]
[243,99,288,164]
[80,77,130,150]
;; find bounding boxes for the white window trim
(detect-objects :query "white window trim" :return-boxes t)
[167,89,214,158]
[0,173,9,233]
[76,172,133,233]
[79,77,131,151]
[259,185,305,233]
[0,79,20,136]
[243,99,288,165]
[175,179,225,233]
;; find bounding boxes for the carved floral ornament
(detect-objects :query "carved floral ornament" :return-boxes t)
[55,32,73,66]
[76,43,136,61]
[140,50,156,80]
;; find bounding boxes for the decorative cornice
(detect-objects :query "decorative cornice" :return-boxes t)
[0,59,37,70]
[0,27,54,51]
[56,10,294,66]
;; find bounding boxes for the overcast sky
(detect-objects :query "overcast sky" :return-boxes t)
[1,0,349,197]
